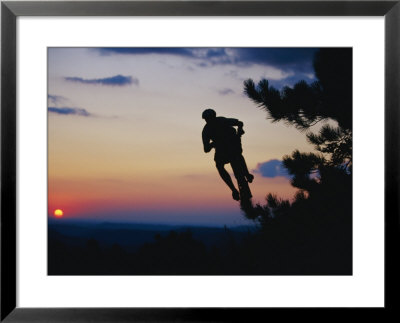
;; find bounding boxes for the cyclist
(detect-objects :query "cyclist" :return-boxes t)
[201,108,253,201]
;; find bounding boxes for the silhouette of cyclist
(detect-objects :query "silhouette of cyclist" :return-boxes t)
[202,108,254,201]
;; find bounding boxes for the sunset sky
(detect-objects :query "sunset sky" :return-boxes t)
[48,47,321,226]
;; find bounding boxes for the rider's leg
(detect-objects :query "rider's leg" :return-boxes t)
[230,157,243,182]
[236,138,253,183]
[216,162,239,200]
[231,157,253,199]
[239,155,254,183]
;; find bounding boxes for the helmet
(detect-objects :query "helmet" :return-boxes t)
[202,109,216,120]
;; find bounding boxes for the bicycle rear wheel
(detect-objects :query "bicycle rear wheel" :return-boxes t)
[238,179,252,200]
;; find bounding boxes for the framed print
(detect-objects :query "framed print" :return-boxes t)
[1,0,399,321]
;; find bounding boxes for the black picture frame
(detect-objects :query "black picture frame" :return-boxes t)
[1,1,399,321]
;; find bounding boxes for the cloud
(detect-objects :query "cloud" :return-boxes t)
[96,47,318,72]
[64,74,138,86]
[218,88,235,96]
[232,48,318,71]
[267,72,316,90]
[254,159,291,178]
[48,107,93,117]
[48,94,68,105]
[98,48,194,57]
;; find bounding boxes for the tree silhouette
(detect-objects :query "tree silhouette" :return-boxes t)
[244,48,352,131]
[242,47,353,254]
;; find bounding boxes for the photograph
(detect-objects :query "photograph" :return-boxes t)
[47,47,353,275]
[2,0,398,319]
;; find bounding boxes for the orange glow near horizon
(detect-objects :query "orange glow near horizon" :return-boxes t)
[47,173,297,219]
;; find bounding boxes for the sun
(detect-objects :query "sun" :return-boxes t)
[54,209,64,217]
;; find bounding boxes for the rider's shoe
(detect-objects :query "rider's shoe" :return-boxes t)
[246,174,254,183]
[232,190,240,201]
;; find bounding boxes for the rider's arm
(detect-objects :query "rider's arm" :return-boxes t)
[237,121,245,135]
[227,118,244,135]
[226,118,243,128]
[237,121,244,132]
[202,128,213,153]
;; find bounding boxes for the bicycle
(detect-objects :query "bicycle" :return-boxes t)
[230,130,252,202]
